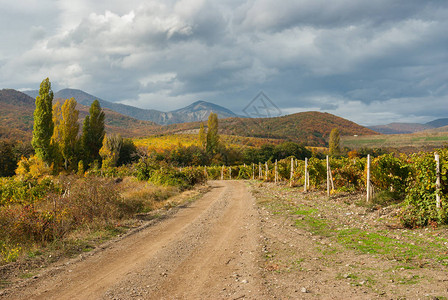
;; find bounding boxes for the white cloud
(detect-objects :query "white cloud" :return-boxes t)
[1,0,447,125]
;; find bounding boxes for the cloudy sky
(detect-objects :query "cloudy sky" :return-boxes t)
[1,0,447,126]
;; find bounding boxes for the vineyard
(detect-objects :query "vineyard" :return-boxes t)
[199,148,448,228]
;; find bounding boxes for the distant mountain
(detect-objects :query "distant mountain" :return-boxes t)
[22,90,38,99]
[369,118,448,134]
[170,100,239,123]
[23,88,239,125]
[1,89,159,140]
[161,111,377,146]
[426,118,448,128]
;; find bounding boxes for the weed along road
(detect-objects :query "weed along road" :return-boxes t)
[3,180,264,299]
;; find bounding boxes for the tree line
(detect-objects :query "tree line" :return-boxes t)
[24,78,136,175]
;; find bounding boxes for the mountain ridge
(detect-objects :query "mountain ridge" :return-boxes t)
[23,88,239,125]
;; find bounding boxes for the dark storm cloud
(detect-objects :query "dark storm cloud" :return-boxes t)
[0,0,447,125]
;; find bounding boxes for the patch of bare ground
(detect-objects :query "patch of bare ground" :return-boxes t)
[252,182,448,299]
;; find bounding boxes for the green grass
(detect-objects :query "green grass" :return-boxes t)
[19,272,37,279]
[296,217,331,236]
[346,139,387,145]
[336,228,448,264]
[293,206,318,216]
[411,136,448,142]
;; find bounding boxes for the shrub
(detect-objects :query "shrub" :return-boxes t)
[149,166,206,190]
[0,176,59,206]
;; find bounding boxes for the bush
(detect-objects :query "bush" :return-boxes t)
[149,166,206,190]
[0,176,59,206]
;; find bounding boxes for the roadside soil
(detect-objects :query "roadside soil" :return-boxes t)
[254,182,448,299]
[0,180,264,299]
[1,180,448,299]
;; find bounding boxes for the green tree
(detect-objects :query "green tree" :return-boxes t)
[60,98,79,169]
[0,140,18,177]
[329,128,341,156]
[206,112,219,155]
[198,122,207,150]
[117,138,138,166]
[52,101,62,145]
[51,101,63,171]
[32,78,54,165]
[81,100,105,166]
[99,134,122,168]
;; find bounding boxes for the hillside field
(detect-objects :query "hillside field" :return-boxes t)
[341,131,448,151]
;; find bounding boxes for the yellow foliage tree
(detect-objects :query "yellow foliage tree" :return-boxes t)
[15,155,52,179]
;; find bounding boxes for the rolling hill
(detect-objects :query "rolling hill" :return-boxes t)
[158,111,377,146]
[0,89,35,140]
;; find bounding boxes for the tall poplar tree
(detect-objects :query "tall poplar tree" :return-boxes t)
[81,100,105,165]
[206,112,219,155]
[329,128,341,156]
[60,98,79,169]
[32,78,54,165]
[51,100,63,170]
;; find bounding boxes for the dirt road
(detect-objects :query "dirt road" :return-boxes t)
[2,181,264,299]
[4,180,447,299]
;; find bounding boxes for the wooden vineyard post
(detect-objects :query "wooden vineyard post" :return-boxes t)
[265,162,268,181]
[327,156,334,193]
[204,166,208,179]
[366,154,371,202]
[327,156,330,196]
[252,163,255,180]
[274,160,278,184]
[229,167,232,180]
[304,158,308,192]
[221,165,224,180]
[259,162,262,179]
[435,152,441,209]
[290,157,294,187]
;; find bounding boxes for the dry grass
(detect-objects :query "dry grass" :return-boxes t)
[118,177,179,212]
